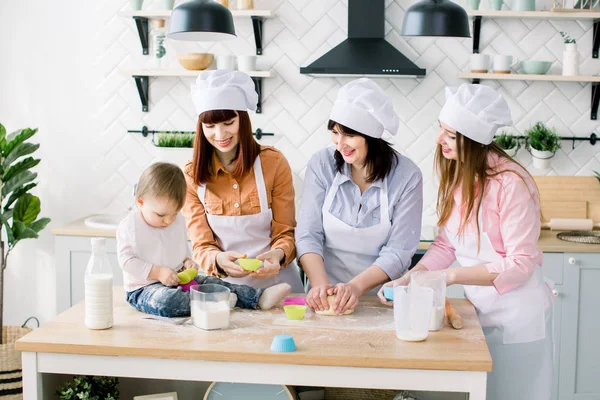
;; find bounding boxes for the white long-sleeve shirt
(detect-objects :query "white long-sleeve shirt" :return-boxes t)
[116,210,191,292]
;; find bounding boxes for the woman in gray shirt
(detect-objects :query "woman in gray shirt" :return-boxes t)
[296,78,423,315]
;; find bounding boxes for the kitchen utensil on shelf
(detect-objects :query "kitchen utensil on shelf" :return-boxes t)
[520,60,552,74]
[556,231,600,244]
[237,258,262,271]
[470,54,492,73]
[514,0,535,10]
[493,55,518,73]
[445,298,463,329]
[237,55,257,71]
[177,53,214,70]
[541,218,600,231]
[216,55,236,70]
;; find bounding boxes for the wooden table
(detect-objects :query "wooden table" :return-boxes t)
[17,292,492,399]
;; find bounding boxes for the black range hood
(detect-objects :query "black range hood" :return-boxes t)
[300,0,426,78]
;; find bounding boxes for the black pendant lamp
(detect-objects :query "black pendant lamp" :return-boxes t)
[168,0,236,41]
[401,0,470,38]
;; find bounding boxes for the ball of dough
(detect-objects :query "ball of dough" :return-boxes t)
[315,295,355,316]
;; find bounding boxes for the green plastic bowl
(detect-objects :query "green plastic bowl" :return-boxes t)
[237,258,262,271]
[520,60,552,75]
[283,305,307,320]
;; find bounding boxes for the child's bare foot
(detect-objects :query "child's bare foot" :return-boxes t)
[229,293,238,309]
[258,283,291,310]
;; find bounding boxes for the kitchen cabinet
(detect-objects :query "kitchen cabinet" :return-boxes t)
[558,253,600,400]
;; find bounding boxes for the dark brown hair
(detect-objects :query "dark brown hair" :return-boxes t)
[190,110,260,185]
[328,120,398,183]
[136,162,187,210]
[435,132,539,240]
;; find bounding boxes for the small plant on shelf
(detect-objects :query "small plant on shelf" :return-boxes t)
[57,375,119,400]
[560,31,576,44]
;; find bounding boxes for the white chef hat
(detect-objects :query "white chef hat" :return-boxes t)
[330,78,399,138]
[439,84,512,145]
[190,70,258,116]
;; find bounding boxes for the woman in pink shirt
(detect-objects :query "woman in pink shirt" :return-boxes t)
[379,84,553,400]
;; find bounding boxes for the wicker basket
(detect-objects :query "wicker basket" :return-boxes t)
[557,230,600,244]
[324,388,418,400]
[0,326,32,400]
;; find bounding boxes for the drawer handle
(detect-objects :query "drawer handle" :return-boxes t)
[568,257,577,265]
[552,289,559,297]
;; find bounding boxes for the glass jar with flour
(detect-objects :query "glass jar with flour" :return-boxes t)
[410,270,447,331]
[191,284,231,330]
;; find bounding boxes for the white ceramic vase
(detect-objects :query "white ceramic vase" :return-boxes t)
[504,146,518,158]
[562,43,580,76]
[531,147,554,169]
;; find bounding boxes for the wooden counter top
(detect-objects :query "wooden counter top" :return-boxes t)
[17,291,492,372]
[54,217,600,253]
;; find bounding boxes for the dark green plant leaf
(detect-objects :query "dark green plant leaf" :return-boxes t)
[29,217,50,233]
[525,121,561,152]
[3,142,39,169]
[1,170,36,198]
[3,182,37,211]
[0,211,14,247]
[0,124,5,144]
[2,157,40,183]
[3,128,37,158]
[12,220,38,241]
[594,170,600,183]
[14,194,40,225]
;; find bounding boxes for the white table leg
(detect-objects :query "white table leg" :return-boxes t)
[22,352,42,400]
[467,374,487,400]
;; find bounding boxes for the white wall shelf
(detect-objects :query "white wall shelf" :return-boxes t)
[467,10,600,19]
[459,72,600,120]
[121,69,271,113]
[119,9,273,56]
[470,10,600,58]
[459,72,600,82]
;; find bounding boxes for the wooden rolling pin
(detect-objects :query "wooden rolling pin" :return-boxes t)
[445,298,463,330]
[541,218,600,231]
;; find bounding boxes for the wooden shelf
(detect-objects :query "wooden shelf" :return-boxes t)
[118,9,272,18]
[120,9,272,56]
[459,72,600,82]
[467,10,600,19]
[122,69,271,113]
[122,69,271,78]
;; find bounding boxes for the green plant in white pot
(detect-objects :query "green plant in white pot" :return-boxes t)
[526,122,561,170]
[0,123,50,394]
[494,132,518,157]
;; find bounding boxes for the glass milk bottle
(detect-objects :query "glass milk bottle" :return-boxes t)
[84,238,113,330]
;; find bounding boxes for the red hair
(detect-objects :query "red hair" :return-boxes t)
[190,110,260,185]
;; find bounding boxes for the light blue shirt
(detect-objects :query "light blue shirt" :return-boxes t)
[296,147,423,280]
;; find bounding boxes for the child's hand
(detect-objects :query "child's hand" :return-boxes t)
[157,267,181,287]
[254,249,284,279]
[183,257,199,271]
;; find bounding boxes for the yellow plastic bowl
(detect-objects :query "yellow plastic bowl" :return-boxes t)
[283,305,307,320]
[238,258,262,271]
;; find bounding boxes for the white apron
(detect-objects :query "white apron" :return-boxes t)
[321,171,392,295]
[197,155,304,293]
[446,205,553,400]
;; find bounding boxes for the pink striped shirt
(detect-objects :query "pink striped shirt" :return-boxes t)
[419,153,543,295]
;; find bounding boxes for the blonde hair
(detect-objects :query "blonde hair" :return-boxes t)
[136,162,187,210]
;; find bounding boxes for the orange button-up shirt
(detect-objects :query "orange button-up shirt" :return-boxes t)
[182,146,296,277]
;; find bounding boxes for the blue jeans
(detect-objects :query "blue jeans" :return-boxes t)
[126,276,264,318]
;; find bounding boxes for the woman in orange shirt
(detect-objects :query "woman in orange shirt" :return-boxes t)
[182,70,304,293]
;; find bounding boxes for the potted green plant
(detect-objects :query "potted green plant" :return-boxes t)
[0,123,50,394]
[57,375,119,400]
[494,132,518,157]
[526,122,561,169]
[153,131,194,170]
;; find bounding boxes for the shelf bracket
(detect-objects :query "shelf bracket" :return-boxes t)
[133,17,150,55]
[591,82,600,120]
[133,75,149,112]
[471,78,481,84]
[252,77,263,113]
[593,20,600,58]
[251,16,264,55]
[473,16,482,54]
